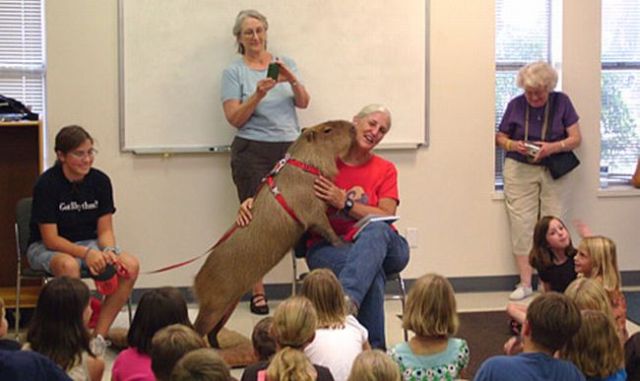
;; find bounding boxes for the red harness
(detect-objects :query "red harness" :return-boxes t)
[263,153,321,225]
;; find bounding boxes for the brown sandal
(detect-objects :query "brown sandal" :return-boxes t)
[250,293,269,315]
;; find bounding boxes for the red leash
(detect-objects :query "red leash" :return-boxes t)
[142,154,321,275]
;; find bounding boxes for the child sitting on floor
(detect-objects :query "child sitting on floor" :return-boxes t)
[241,296,334,381]
[388,273,469,381]
[112,287,193,381]
[574,236,628,341]
[507,216,577,326]
[150,323,207,381]
[171,348,232,381]
[24,277,104,381]
[560,309,626,381]
[474,293,584,381]
[301,268,370,381]
[251,316,276,362]
[347,350,401,381]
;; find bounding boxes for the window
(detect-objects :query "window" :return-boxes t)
[601,0,640,184]
[495,0,560,189]
[0,0,46,117]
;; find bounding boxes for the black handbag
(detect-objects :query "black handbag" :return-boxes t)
[527,93,580,180]
[543,151,580,179]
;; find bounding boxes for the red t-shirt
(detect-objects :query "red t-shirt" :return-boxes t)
[323,155,399,241]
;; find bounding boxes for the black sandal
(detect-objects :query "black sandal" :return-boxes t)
[250,293,269,315]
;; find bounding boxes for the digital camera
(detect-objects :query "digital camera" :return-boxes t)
[524,142,541,157]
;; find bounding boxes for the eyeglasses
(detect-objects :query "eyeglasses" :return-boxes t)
[242,27,265,37]
[69,148,98,159]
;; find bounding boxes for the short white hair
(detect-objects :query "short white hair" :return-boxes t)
[355,104,392,128]
[517,61,558,92]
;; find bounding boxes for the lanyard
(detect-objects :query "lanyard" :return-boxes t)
[524,100,550,142]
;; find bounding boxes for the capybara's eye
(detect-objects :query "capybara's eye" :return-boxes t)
[324,127,332,134]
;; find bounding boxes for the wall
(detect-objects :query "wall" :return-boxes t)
[45,0,639,290]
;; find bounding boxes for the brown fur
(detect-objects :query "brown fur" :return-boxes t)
[193,120,355,336]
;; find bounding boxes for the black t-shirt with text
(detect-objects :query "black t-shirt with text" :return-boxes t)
[29,164,116,244]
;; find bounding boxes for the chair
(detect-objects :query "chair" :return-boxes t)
[290,233,408,341]
[14,197,133,338]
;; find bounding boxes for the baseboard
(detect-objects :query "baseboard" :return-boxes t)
[129,270,640,304]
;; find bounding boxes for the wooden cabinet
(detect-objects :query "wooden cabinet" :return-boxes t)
[0,121,43,307]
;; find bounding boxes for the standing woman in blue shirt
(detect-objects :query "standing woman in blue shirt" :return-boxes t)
[221,9,310,316]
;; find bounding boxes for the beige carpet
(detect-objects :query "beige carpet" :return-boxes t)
[108,327,257,369]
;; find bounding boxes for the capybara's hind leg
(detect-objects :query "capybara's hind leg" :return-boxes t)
[205,299,240,348]
[194,305,225,338]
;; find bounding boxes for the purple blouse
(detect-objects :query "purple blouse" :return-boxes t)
[499,91,579,164]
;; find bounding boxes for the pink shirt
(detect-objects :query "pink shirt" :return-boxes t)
[112,348,155,381]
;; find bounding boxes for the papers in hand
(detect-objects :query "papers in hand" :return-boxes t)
[353,214,399,239]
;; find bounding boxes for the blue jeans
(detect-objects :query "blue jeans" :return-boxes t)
[306,222,410,349]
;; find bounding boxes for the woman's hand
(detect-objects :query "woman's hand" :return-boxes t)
[511,140,529,156]
[314,176,347,210]
[531,141,560,162]
[236,198,254,227]
[256,78,277,98]
[274,59,297,84]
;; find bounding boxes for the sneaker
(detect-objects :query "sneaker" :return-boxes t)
[89,334,111,356]
[509,284,533,301]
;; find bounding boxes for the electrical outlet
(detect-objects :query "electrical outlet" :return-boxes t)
[406,227,418,248]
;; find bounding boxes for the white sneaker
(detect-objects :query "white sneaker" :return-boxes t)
[509,284,533,301]
[89,334,111,356]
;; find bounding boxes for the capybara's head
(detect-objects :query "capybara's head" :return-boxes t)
[289,120,355,163]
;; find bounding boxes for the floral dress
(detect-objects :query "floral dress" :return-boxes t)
[388,338,469,381]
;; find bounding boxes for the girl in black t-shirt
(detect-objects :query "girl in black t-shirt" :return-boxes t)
[27,125,139,344]
[506,216,577,326]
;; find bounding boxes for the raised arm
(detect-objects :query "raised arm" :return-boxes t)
[222,78,277,128]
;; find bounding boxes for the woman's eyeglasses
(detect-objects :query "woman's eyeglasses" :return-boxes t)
[242,27,265,37]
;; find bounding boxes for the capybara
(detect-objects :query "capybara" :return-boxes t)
[193,120,355,337]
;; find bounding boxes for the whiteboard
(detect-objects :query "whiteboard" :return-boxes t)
[118,0,426,153]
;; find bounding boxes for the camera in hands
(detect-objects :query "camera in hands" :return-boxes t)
[524,142,541,158]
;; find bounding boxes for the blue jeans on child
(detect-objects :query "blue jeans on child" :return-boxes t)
[306,221,410,349]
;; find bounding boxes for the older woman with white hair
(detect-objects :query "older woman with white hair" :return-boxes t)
[496,61,582,301]
[221,9,310,316]
[237,104,410,350]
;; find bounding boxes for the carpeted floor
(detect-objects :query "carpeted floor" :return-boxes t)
[457,310,513,379]
[624,291,640,325]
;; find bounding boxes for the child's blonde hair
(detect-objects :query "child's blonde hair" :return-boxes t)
[300,268,346,329]
[578,236,621,292]
[560,309,624,379]
[347,349,401,381]
[271,296,317,349]
[564,278,613,317]
[266,347,315,381]
[267,297,318,381]
[402,273,458,337]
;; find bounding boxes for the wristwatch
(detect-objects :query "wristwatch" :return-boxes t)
[343,198,354,213]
